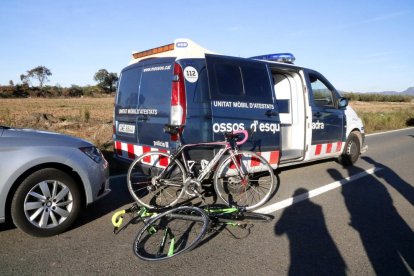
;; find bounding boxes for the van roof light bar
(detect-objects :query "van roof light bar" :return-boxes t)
[132,43,175,59]
[130,39,215,64]
[250,53,295,64]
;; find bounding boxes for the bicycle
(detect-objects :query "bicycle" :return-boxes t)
[127,125,276,210]
[111,203,273,261]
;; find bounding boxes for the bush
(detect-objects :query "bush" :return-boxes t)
[342,92,413,102]
[360,110,414,133]
[64,85,84,97]
[0,84,112,98]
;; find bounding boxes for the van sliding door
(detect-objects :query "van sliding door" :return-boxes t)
[205,54,281,161]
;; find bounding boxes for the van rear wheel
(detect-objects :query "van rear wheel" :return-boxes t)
[338,132,361,165]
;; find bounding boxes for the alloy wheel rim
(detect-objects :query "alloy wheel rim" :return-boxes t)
[23,180,73,229]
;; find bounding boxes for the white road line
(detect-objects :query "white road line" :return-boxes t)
[366,127,414,137]
[255,167,382,214]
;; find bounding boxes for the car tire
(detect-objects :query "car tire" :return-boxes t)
[11,168,81,237]
[338,132,361,166]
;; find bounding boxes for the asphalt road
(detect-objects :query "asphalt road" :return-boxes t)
[1,128,413,275]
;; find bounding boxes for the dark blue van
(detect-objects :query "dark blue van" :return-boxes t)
[114,39,366,168]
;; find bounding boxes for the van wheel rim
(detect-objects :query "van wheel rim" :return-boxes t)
[347,140,358,160]
[23,180,73,229]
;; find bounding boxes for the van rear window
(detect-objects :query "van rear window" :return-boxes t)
[139,68,173,106]
[117,67,142,106]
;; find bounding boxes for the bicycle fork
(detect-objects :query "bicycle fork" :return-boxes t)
[229,151,249,187]
[154,227,175,257]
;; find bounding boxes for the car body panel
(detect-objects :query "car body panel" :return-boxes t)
[0,128,110,224]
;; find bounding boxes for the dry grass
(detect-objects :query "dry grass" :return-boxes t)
[1,98,413,146]
[350,101,414,133]
[0,97,114,149]
[349,101,414,113]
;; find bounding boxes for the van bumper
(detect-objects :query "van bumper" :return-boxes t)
[360,133,368,153]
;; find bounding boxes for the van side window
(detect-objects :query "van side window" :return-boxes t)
[210,60,272,102]
[117,67,141,106]
[242,64,272,101]
[309,74,334,108]
[215,64,244,96]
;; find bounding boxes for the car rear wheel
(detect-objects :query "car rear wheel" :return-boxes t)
[11,168,81,237]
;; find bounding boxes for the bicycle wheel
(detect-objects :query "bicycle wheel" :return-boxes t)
[127,152,186,209]
[214,151,275,210]
[133,206,210,261]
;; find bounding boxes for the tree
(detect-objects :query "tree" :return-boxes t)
[94,69,118,92]
[21,66,52,88]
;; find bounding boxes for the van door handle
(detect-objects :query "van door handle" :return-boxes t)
[137,114,149,121]
[315,112,322,118]
[265,110,278,117]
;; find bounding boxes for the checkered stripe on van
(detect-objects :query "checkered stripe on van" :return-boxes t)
[114,141,280,168]
[310,141,343,157]
[114,141,169,167]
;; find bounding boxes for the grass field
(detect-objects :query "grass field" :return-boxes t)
[1,97,413,150]
[0,97,114,148]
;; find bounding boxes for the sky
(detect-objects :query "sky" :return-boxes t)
[0,0,413,92]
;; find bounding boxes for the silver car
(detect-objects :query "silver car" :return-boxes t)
[0,126,110,237]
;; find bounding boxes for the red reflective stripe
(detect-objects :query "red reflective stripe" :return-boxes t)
[251,153,261,167]
[143,146,151,163]
[127,144,135,159]
[115,141,122,156]
[230,155,241,169]
[159,149,169,167]
[336,141,342,152]
[315,144,322,155]
[269,151,280,165]
[326,143,332,154]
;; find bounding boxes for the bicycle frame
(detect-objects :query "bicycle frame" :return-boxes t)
[158,138,245,184]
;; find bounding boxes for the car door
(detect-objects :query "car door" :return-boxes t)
[205,54,281,165]
[306,70,345,158]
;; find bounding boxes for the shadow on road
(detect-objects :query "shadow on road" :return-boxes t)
[71,175,134,230]
[275,188,347,275]
[328,160,414,275]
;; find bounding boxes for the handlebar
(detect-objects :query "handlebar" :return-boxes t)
[112,209,126,229]
[225,129,249,146]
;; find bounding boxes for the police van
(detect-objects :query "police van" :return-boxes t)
[113,38,367,170]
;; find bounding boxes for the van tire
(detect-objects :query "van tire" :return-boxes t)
[338,132,361,166]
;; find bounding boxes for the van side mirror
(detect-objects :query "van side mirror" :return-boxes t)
[338,97,348,109]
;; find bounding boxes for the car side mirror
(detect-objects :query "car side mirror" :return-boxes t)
[338,97,348,109]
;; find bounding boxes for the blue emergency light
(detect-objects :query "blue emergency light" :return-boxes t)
[250,53,295,64]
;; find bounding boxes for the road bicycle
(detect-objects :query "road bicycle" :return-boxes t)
[127,125,276,210]
[111,203,273,261]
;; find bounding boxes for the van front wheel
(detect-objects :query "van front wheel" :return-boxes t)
[338,132,361,165]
